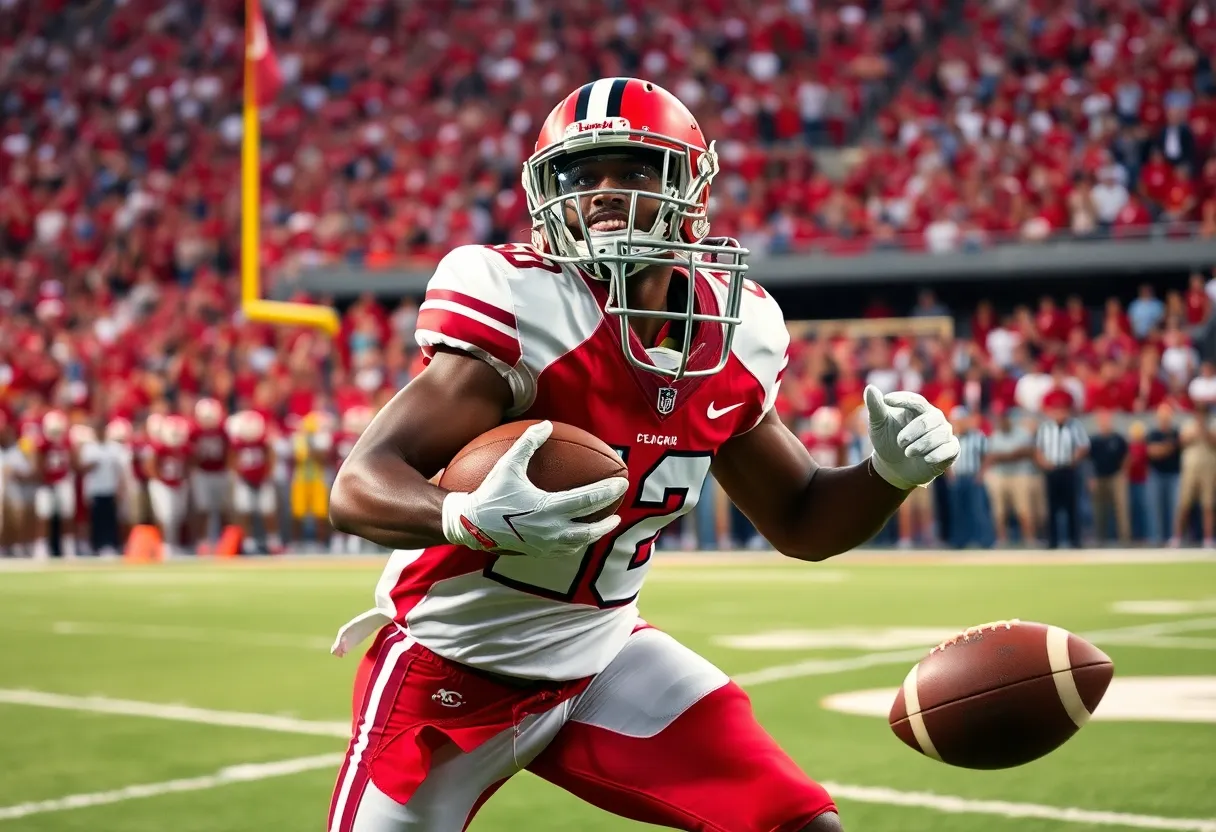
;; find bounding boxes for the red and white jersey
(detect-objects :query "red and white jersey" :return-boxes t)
[334,430,359,469]
[230,436,271,486]
[150,443,190,487]
[34,436,72,484]
[800,431,847,468]
[364,243,788,680]
[132,437,153,482]
[190,424,229,473]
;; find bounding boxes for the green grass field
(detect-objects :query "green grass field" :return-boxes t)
[1,552,1215,831]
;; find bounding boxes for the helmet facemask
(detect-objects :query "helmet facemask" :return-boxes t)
[523,129,748,380]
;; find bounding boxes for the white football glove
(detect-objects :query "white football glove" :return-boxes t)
[440,421,629,560]
[864,385,960,490]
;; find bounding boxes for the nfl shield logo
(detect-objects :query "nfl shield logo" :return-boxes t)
[657,387,677,415]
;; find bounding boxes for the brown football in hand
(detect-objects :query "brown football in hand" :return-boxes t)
[888,620,1114,769]
[438,420,628,522]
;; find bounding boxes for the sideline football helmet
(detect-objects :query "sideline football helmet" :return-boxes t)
[523,78,748,379]
[42,410,69,441]
[105,418,133,444]
[195,398,223,429]
[235,410,267,442]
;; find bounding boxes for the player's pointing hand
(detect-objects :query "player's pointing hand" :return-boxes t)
[864,385,959,490]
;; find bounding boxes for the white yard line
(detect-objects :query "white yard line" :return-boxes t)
[0,690,348,737]
[655,550,1216,567]
[732,647,932,686]
[47,621,334,651]
[821,782,1216,831]
[1082,618,1216,640]
[645,569,849,583]
[1095,636,1216,651]
[3,548,1215,573]
[734,617,1216,688]
[2,689,1213,830]
[0,754,344,822]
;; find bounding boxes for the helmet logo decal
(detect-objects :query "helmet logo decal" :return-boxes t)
[564,118,631,138]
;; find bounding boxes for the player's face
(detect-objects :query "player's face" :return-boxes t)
[556,153,664,241]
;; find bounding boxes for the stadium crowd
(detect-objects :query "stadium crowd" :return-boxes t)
[3,275,1215,558]
[3,0,1212,295]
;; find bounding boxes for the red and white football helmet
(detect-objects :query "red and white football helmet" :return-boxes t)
[195,398,223,430]
[233,410,266,443]
[69,423,96,449]
[523,77,748,379]
[341,406,373,436]
[145,413,166,444]
[105,418,133,444]
[161,416,191,448]
[809,406,842,438]
[41,410,68,441]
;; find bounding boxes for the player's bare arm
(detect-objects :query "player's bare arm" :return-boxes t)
[329,347,511,549]
[716,387,960,561]
[331,345,627,557]
[714,409,907,561]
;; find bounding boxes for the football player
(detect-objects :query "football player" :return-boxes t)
[145,415,191,557]
[68,422,98,556]
[228,410,281,554]
[331,406,372,554]
[290,411,335,552]
[104,418,137,547]
[189,398,231,550]
[327,79,959,832]
[130,413,162,528]
[32,410,78,559]
[801,406,848,468]
[0,414,34,557]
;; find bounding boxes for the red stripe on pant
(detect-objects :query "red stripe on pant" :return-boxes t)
[328,627,411,832]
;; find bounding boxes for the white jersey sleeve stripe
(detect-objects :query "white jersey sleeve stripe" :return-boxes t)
[418,299,519,341]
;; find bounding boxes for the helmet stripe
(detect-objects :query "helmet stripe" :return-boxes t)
[585,78,616,119]
[605,78,627,117]
[573,83,593,120]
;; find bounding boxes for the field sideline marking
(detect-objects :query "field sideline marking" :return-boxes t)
[2,691,1214,830]
[0,690,348,737]
[820,782,1216,831]
[46,621,334,651]
[0,753,343,822]
[730,617,1216,687]
[732,647,932,686]
[2,548,1216,573]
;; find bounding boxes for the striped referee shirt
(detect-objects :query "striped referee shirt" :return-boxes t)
[1035,419,1089,468]
[954,430,988,477]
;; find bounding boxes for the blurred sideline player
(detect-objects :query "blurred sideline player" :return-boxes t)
[326,79,959,832]
[32,410,78,560]
[290,411,334,551]
[145,415,191,556]
[68,422,97,555]
[104,418,138,547]
[1,414,34,557]
[331,406,372,554]
[130,413,161,527]
[801,406,846,467]
[190,397,231,550]
[229,410,282,554]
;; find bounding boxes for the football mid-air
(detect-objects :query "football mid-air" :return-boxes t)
[889,620,1115,769]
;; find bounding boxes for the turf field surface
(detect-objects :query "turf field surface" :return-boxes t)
[1,551,1214,831]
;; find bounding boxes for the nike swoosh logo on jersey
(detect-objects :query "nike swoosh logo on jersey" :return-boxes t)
[706,402,745,420]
